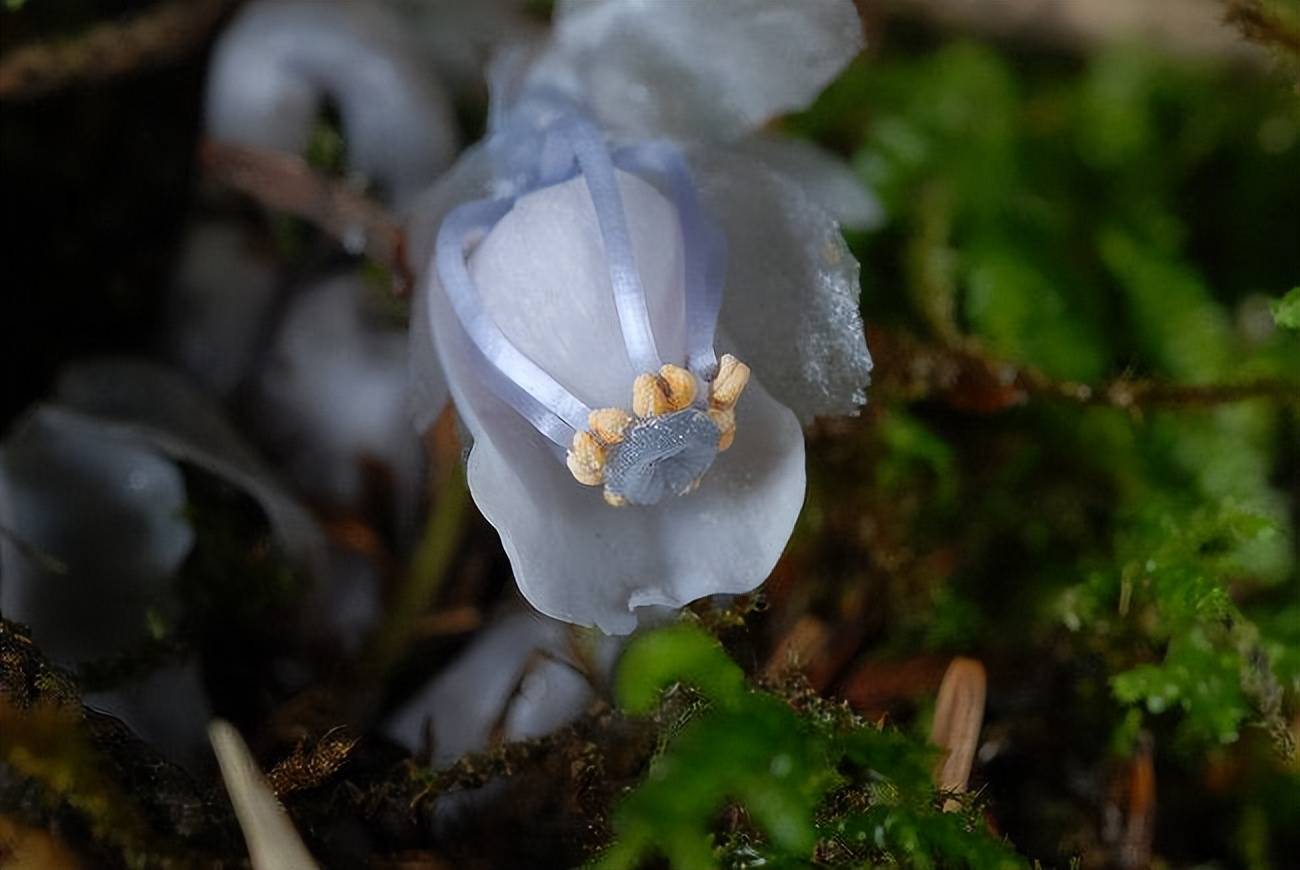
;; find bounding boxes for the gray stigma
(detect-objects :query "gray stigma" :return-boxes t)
[603,408,721,505]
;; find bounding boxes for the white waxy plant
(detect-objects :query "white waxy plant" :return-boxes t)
[409,0,876,634]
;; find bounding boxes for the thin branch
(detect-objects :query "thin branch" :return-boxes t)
[1119,733,1156,870]
[886,0,1267,65]
[1073,377,1300,410]
[0,0,236,101]
[199,138,415,294]
[869,327,1300,413]
[1223,0,1300,59]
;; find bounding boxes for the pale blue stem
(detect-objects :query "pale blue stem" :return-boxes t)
[435,197,592,448]
[561,116,664,375]
[614,141,726,381]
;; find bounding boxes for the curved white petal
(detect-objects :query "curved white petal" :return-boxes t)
[735,133,884,231]
[53,359,326,573]
[385,610,614,766]
[206,0,457,206]
[692,146,873,422]
[169,220,280,398]
[0,408,194,663]
[465,373,805,634]
[256,273,425,525]
[530,0,863,143]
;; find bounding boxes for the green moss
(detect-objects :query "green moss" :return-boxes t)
[597,625,1025,869]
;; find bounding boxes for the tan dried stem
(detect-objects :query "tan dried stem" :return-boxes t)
[929,656,987,805]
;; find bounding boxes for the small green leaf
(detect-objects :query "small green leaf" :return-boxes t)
[615,624,746,713]
[1269,287,1300,330]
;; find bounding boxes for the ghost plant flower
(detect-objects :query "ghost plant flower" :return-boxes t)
[169,221,281,400]
[0,360,323,763]
[206,0,457,207]
[256,274,427,527]
[384,0,544,95]
[408,0,875,634]
[386,609,620,767]
[191,0,459,516]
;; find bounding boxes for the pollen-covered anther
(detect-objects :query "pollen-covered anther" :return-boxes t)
[632,373,668,417]
[588,407,633,444]
[632,365,696,417]
[566,430,606,486]
[658,364,697,411]
[708,407,737,451]
[709,354,750,411]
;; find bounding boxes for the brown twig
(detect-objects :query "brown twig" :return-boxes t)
[265,726,360,799]
[0,0,236,101]
[839,654,952,714]
[1120,733,1157,869]
[1223,0,1300,58]
[198,138,416,294]
[886,0,1267,65]
[869,328,1300,414]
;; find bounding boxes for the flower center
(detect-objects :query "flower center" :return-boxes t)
[603,409,720,506]
[564,355,750,507]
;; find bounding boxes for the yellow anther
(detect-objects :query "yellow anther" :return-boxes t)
[658,364,697,411]
[708,407,736,452]
[633,364,698,417]
[566,430,606,486]
[588,407,633,444]
[632,372,671,417]
[603,489,628,508]
[709,354,750,411]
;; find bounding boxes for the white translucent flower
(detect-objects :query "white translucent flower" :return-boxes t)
[256,274,428,524]
[0,360,324,763]
[206,0,458,207]
[168,220,281,400]
[407,0,875,634]
[169,227,433,534]
[386,609,619,767]
[165,229,412,645]
[197,0,457,516]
